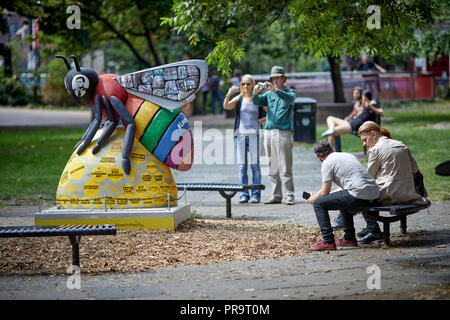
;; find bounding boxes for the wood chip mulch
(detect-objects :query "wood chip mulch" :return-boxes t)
[0,218,324,275]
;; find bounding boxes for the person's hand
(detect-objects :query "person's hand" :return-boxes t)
[253,84,263,95]
[227,86,239,97]
[265,81,276,93]
[307,196,315,204]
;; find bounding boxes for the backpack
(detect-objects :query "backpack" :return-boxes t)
[413,170,428,198]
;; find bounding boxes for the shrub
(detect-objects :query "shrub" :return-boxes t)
[0,76,30,105]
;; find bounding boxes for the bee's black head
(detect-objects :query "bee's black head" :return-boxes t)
[56,54,99,105]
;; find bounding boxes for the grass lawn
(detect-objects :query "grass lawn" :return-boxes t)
[0,104,449,204]
[316,106,450,201]
[0,128,84,204]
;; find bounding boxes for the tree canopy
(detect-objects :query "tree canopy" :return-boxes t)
[1,0,211,72]
[162,0,442,75]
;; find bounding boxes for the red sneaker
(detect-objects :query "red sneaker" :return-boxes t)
[336,238,358,247]
[311,241,337,251]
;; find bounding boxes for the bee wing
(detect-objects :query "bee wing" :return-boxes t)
[114,60,208,110]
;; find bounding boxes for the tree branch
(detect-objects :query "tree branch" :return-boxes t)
[231,1,289,42]
[134,1,162,66]
[82,6,150,67]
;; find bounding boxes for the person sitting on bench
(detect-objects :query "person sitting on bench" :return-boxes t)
[307,140,380,251]
[332,122,427,237]
[345,86,364,122]
[321,90,384,149]
[354,121,427,244]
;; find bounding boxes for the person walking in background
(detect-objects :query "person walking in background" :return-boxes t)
[356,54,387,73]
[207,70,224,114]
[253,66,296,205]
[224,74,264,203]
[227,69,242,88]
[201,82,209,114]
[356,55,386,96]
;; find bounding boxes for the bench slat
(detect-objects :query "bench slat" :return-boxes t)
[176,183,265,192]
[0,225,117,238]
[351,200,430,216]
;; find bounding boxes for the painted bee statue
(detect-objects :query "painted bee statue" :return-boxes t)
[57,55,207,174]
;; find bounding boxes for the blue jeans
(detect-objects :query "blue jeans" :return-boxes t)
[211,90,223,114]
[362,212,382,234]
[235,134,261,200]
[313,190,375,243]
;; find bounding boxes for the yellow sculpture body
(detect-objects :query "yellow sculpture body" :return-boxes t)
[56,126,178,210]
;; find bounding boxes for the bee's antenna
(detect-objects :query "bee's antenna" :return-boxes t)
[70,55,81,72]
[55,55,71,71]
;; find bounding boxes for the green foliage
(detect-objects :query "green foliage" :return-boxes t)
[206,39,246,74]
[163,0,440,74]
[40,57,72,106]
[412,1,449,61]
[236,21,328,74]
[162,0,288,73]
[0,76,30,106]
[2,0,201,70]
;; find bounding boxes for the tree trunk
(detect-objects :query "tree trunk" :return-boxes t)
[327,55,346,102]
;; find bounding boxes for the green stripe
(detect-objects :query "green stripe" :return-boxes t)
[140,108,181,152]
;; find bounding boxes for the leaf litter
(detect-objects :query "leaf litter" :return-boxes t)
[0,218,322,275]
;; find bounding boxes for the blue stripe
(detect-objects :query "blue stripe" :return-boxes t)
[152,113,190,163]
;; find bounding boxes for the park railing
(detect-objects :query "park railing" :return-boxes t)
[253,71,439,103]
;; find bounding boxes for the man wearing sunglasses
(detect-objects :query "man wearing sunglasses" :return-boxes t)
[253,66,296,205]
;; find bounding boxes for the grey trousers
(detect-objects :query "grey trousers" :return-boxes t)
[264,129,295,200]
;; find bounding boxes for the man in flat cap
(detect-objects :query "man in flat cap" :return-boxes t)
[253,66,296,205]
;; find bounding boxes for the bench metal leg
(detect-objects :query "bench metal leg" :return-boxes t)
[69,235,81,267]
[225,198,232,218]
[382,222,390,246]
[219,191,237,219]
[400,216,407,234]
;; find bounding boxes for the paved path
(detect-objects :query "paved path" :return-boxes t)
[0,108,449,302]
[0,107,91,128]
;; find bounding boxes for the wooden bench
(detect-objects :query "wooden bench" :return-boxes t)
[176,183,265,218]
[0,224,117,267]
[350,200,431,246]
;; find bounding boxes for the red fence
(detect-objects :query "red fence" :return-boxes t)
[253,71,436,103]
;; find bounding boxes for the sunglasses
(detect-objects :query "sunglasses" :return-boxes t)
[241,83,252,86]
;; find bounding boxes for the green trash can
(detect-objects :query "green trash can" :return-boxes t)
[293,97,317,144]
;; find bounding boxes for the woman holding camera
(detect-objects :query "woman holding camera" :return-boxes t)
[224,74,265,203]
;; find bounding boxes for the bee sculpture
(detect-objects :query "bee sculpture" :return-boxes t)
[56,55,207,174]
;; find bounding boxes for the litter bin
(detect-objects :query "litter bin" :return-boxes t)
[293,97,317,144]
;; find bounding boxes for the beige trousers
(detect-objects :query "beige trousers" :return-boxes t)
[264,129,295,200]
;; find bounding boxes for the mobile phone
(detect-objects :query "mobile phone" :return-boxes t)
[302,192,311,200]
